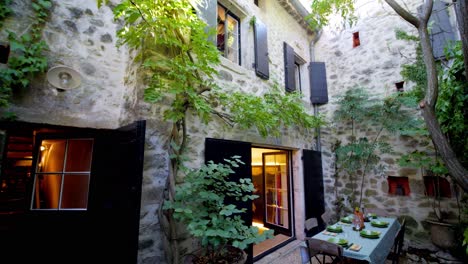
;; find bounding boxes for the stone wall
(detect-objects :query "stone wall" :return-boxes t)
[3,0,129,128]
[2,0,324,263]
[314,0,462,249]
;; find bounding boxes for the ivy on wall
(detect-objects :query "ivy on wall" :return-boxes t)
[98,0,324,262]
[0,0,51,115]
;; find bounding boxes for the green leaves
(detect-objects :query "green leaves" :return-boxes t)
[307,0,357,29]
[0,1,50,115]
[164,157,273,251]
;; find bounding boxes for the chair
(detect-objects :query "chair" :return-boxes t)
[321,210,332,225]
[304,237,345,264]
[387,218,406,264]
[305,217,319,235]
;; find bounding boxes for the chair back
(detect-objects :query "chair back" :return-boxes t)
[321,211,332,225]
[389,217,406,264]
[305,237,343,264]
[305,217,318,232]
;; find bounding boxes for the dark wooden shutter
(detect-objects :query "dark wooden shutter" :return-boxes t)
[283,42,296,92]
[0,121,146,264]
[205,138,253,263]
[89,120,146,263]
[303,149,325,236]
[254,19,269,79]
[424,1,455,59]
[309,62,329,104]
[196,0,217,44]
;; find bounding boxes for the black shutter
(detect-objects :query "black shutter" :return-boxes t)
[254,19,269,79]
[205,138,253,263]
[0,121,146,263]
[283,42,296,92]
[89,120,146,263]
[309,62,329,104]
[196,0,217,44]
[425,1,455,59]
[303,149,325,236]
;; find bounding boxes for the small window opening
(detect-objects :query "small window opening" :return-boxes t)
[388,176,410,196]
[353,32,360,48]
[424,176,451,198]
[254,0,259,6]
[294,62,301,92]
[395,81,404,92]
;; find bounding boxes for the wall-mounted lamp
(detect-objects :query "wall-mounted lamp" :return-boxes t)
[46,65,82,90]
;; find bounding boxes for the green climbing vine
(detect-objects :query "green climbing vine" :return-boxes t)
[0,0,51,113]
[98,0,324,263]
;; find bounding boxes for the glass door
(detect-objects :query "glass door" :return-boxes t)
[263,152,290,235]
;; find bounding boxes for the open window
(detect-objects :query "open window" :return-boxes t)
[217,3,241,64]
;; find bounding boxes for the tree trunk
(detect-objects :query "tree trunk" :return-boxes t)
[384,0,468,192]
[454,0,468,81]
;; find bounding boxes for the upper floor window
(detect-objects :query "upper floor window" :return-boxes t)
[217,4,240,64]
[284,42,305,93]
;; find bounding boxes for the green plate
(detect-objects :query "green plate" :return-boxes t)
[341,217,352,224]
[371,221,389,227]
[326,225,343,233]
[327,237,348,246]
[360,230,380,238]
[366,213,377,219]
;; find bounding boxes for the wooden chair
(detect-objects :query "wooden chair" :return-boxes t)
[304,237,345,264]
[305,217,319,237]
[321,210,332,225]
[387,218,406,264]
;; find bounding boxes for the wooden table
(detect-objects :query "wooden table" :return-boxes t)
[311,217,401,264]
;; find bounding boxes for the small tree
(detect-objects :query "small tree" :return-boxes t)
[308,0,468,194]
[333,88,417,209]
[164,157,273,263]
[98,1,324,262]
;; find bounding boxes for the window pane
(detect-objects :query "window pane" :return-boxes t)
[32,174,62,209]
[60,174,90,209]
[65,139,93,172]
[217,5,226,53]
[295,63,301,92]
[37,139,66,173]
[264,153,289,229]
[226,14,239,64]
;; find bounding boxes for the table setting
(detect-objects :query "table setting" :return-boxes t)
[310,214,401,263]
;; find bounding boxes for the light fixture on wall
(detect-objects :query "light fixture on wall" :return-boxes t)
[46,65,81,90]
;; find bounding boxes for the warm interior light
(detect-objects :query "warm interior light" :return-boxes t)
[40,145,46,151]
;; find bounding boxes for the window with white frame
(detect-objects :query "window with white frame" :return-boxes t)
[217,4,240,64]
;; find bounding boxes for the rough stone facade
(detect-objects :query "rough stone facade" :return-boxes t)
[2,0,464,263]
[2,0,321,263]
[314,0,462,250]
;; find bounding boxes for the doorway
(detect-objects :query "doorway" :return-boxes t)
[251,147,293,257]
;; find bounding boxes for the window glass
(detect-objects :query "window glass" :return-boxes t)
[217,4,240,64]
[32,174,62,209]
[61,174,90,209]
[31,138,93,210]
[65,139,93,172]
[294,62,301,92]
[37,139,66,173]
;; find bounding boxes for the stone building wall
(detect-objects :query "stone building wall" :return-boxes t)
[314,0,461,247]
[2,0,321,263]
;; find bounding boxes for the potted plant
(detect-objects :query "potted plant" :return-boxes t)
[164,156,274,264]
[398,151,457,249]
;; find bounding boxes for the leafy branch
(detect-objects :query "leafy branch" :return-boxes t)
[0,0,51,113]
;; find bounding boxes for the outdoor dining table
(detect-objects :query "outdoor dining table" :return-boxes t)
[310,216,401,264]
